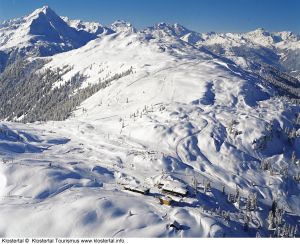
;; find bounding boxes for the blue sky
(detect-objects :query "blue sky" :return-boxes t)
[0,0,299,33]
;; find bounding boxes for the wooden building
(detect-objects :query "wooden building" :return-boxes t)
[159,196,173,206]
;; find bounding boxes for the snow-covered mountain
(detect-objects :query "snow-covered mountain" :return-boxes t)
[0,6,97,71]
[0,6,300,238]
[140,24,300,80]
[194,28,300,79]
[61,16,114,36]
[110,20,137,34]
[143,22,193,39]
[0,6,94,50]
[1,6,299,79]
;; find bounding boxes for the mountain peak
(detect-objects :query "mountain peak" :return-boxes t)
[110,20,136,33]
[0,5,96,55]
[255,27,266,32]
[157,22,167,27]
[38,5,51,13]
[26,5,56,20]
[62,16,113,36]
[151,22,191,38]
[248,27,269,36]
[112,20,132,26]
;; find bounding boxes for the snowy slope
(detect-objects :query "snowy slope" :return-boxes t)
[139,24,300,79]
[0,7,300,238]
[1,24,300,237]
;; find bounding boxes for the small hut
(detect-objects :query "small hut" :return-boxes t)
[159,196,173,206]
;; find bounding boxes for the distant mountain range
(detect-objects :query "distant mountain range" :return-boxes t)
[1,6,299,79]
[0,5,299,123]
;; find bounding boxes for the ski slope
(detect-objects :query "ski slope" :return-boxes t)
[1,29,300,237]
[0,6,300,238]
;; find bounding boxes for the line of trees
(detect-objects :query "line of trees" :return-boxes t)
[255,63,300,99]
[0,58,133,122]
